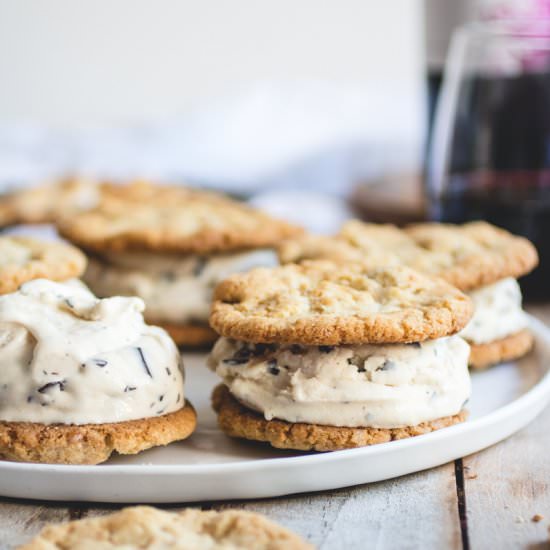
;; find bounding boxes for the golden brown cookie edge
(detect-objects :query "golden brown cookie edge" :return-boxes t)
[212,385,467,452]
[468,329,534,369]
[58,193,304,255]
[0,200,17,228]
[0,178,101,227]
[0,401,196,465]
[0,236,87,295]
[210,263,474,345]
[405,221,539,291]
[279,222,539,292]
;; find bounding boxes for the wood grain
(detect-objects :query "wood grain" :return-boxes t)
[0,502,74,549]
[459,304,550,549]
[209,462,461,550]
[0,463,461,550]
[463,405,550,550]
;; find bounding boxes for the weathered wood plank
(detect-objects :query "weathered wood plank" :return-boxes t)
[463,403,550,549]
[462,306,550,549]
[211,463,461,550]
[0,502,74,549]
[0,463,460,550]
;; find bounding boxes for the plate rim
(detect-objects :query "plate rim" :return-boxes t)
[2,314,550,477]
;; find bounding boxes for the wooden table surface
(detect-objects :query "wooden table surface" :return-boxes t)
[1,306,550,550]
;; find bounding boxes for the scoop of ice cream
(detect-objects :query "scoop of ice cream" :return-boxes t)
[84,249,278,324]
[460,277,528,345]
[209,336,471,428]
[0,279,184,424]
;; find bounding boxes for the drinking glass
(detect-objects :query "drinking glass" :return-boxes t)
[428,20,550,300]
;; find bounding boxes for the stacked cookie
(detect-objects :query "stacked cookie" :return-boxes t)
[19,506,312,550]
[0,236,196,464]
[0,236,87,294]
[0,177,163,228]
[280,221,538,368]
[58,182,302,347]
[0,177,102,227]
[208,261,473,451]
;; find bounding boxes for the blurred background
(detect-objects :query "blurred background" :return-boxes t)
[0,0,424,233]
[0,1,424,131]
[1,0,550,291]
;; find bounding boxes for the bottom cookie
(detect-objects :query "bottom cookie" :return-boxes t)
[154,321,218,348]
[18,506,313,550]
[212,385,467,452]
[468,329,534,370]
[0,401,196,465]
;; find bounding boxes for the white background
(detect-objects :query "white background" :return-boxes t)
[0,0,424,130]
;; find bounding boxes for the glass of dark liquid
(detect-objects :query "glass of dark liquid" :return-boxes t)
[428,20,550,300]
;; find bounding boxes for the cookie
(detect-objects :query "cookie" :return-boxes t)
[279,221,539,292]
[210,261,473,345]
[0,178,215,228]
[0,401,196,465]
[212,385,467,452]
[0,236,87,295]
[278,223,419,267]
[278,233,366,265]
[0,200,17,227]
[157,322,218,348]
[58,182,303,254]
[95,178,221,204]
[18,506,312,550]
[404,222,539,291]
[468,329,534,369]
[0,177,102,227]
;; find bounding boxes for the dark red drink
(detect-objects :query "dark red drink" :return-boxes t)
[432,67,550,300]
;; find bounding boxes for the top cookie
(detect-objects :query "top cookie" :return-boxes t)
[0,178,230,228]
[279,220,538,291]
[0,236,86,295]
[18,506,312,550]
[58,183,303,254]
[278,227,404,268]
[0,177,102,227]
[403,221,538,290]
[210,261,473,345]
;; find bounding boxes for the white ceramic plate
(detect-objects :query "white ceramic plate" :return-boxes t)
[1,316,550,503]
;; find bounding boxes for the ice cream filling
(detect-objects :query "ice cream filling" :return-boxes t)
[0,279,184,425]
[209,336,471,428]
[84,249,278,324]
[460,278,528,345]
